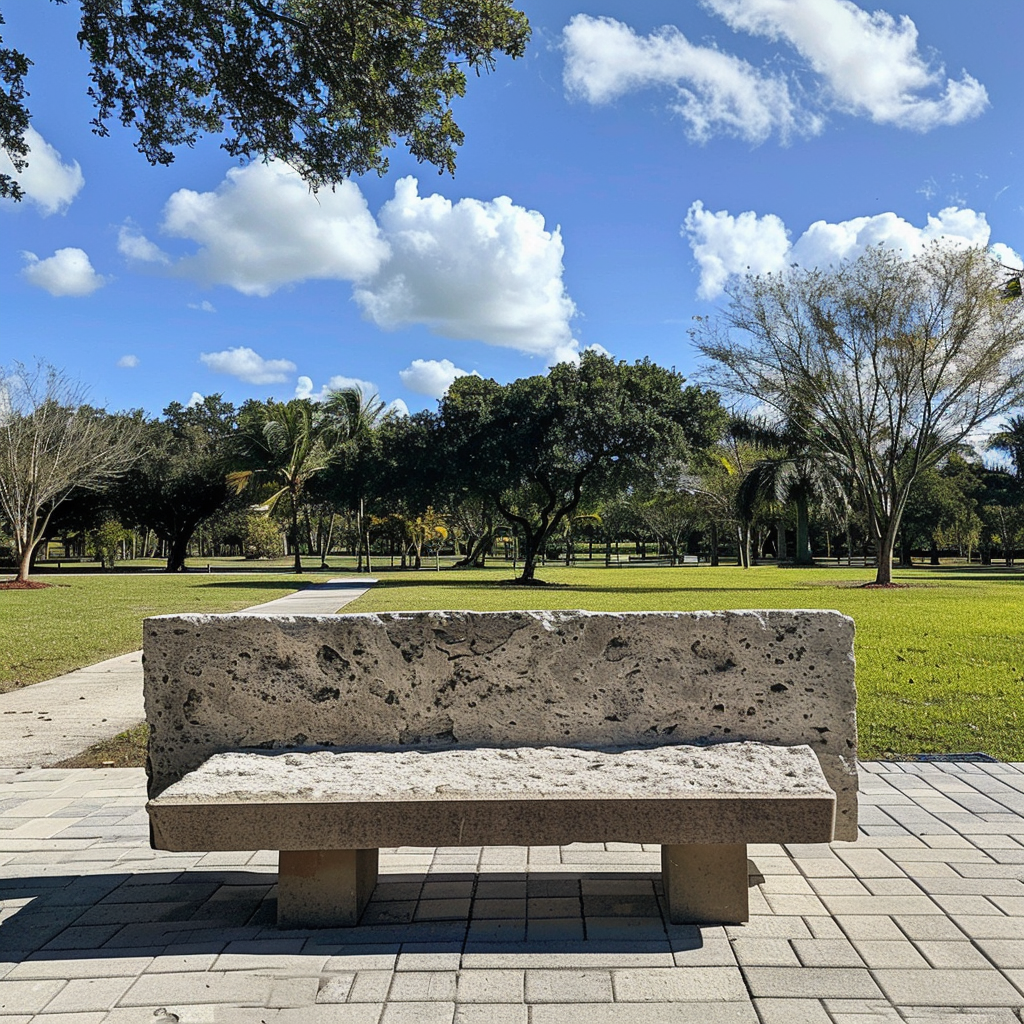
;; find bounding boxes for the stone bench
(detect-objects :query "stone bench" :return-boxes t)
[143,609,858,928]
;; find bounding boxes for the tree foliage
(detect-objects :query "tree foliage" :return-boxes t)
[694,244,1024,584]
[439,352,725,582]
[0,362,141,581]
[0,0,530,201]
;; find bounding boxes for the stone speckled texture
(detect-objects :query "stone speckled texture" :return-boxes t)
[143,609,858,839]
[147,743,837,851]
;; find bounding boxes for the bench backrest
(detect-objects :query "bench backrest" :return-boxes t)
[144,608,858,840]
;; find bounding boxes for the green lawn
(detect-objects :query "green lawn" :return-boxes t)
[345,564,1024,762]
[5,563,1022,761]
[0,574,312,691]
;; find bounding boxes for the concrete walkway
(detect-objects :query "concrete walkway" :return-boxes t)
[1,760,1024,1021]
[0,579,376,768]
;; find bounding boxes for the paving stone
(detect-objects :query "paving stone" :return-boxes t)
[612,967,748,1002]
[949,916,1024,939]
[820,896,940,916]
[740,967,884,999]
[531,1005,757,1023]
[455,969,524,1003]
[117,970,273,1006]
[388,971,457,1001]
[315,973,355,1002]
[525,969,614,1003]
[5,959,152,980]
[973,939,1024,969]
[850,940,929,968]
[731,939,800,967]
[454,1005,528,1024]
[0,979,66,1014]
[380,1001,455,1024]
[915,940,995,969]
[791,939,865,968]
[873,969,1024,1006]
[38,977,135,1013]
[753,998,832,1024]
[348,970,394,1002]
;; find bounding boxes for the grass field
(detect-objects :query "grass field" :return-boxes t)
[4,562,1022,761]
[345,563,1024,762]
[0,574,311,691]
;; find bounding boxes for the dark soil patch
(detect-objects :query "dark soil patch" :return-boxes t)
[54,723,149,768]
[497,578,570,588]
[0,579,52,590]
[858,582,911,589]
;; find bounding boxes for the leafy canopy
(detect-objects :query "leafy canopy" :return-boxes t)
[0,0,530,200]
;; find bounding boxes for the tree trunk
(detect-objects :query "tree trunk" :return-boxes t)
[874,521,898,585]
[289,503,303,573]
[930,540,940,566]
[166,534,190,572]
[709,522,720,566]
[795,494,812,565]
[776,522,788,563]
[16,543,34,583]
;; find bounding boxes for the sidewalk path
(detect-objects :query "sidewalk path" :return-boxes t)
[0,578,376,769]
[1,760,1024,1020]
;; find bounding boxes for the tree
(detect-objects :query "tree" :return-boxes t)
[231,387,384,572]
[113,394,239,572]
[0,362,140,582]
[440,353,725,583]
[694,244,1024,585]
[0,0,530,202]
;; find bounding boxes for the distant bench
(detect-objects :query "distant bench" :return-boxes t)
[143,609,858,929]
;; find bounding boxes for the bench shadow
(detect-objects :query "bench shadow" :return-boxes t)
[0,868,765,960]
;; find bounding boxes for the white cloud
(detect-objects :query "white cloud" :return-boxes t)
[684,201,791,299]
[398,358,476,399]
[135,166,578,362]
[0,127,84,215]
[562,14,813,144]
[188,300,217,313]
[295,374,381,402]
[162,162,388,296]
[20,247,107,297]
[356,177,578,364]
[117,355,139,368]
[118,223,170,264]
[683,201,1020,298]
[584,343,613,358]
[388,399,410,417]
[704,0,988,131]
[200,346,296,385]
[187,392,204,408]
[563,3,986,142]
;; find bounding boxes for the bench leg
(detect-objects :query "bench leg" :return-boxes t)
[277,849,378,928]
[661,844,749,925]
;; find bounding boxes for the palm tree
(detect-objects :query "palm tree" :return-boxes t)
[229,387,385,572]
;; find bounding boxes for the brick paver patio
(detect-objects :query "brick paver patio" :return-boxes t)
[1,760,1023,1022]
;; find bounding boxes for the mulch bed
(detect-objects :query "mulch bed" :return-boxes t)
[0,579,52,590]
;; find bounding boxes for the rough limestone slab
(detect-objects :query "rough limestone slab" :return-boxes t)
[147,742,836,850]
[143,609,858,839]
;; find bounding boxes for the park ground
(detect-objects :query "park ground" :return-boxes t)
[1,562,1022,761]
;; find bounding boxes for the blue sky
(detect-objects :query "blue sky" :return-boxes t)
[2,0,1021,418]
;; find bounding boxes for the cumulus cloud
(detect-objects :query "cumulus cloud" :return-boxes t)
[162,162,388,296]
[0,128,84,215]
[683,201,1019,298]
[118,223,170,264]
[295,374,380,402]
[563,2,986,142]
[133,165,578,362]
[399,358,476,399]
[117,355,139,368]
[562,14,812,144]
[187,392,204,408]
[21,247,107,297]
[356,177,578,363]
[200,346,296,385]
[704,0,988,131]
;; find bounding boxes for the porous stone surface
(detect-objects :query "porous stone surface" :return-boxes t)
[147,743,837,850]
[143,609,858,839]
[152,742,832,802]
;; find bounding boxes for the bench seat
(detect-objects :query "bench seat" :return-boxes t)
[148,741,835,927]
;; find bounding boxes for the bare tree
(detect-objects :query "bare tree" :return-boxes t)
[0,362,140,582]
[694,244,1024,585]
